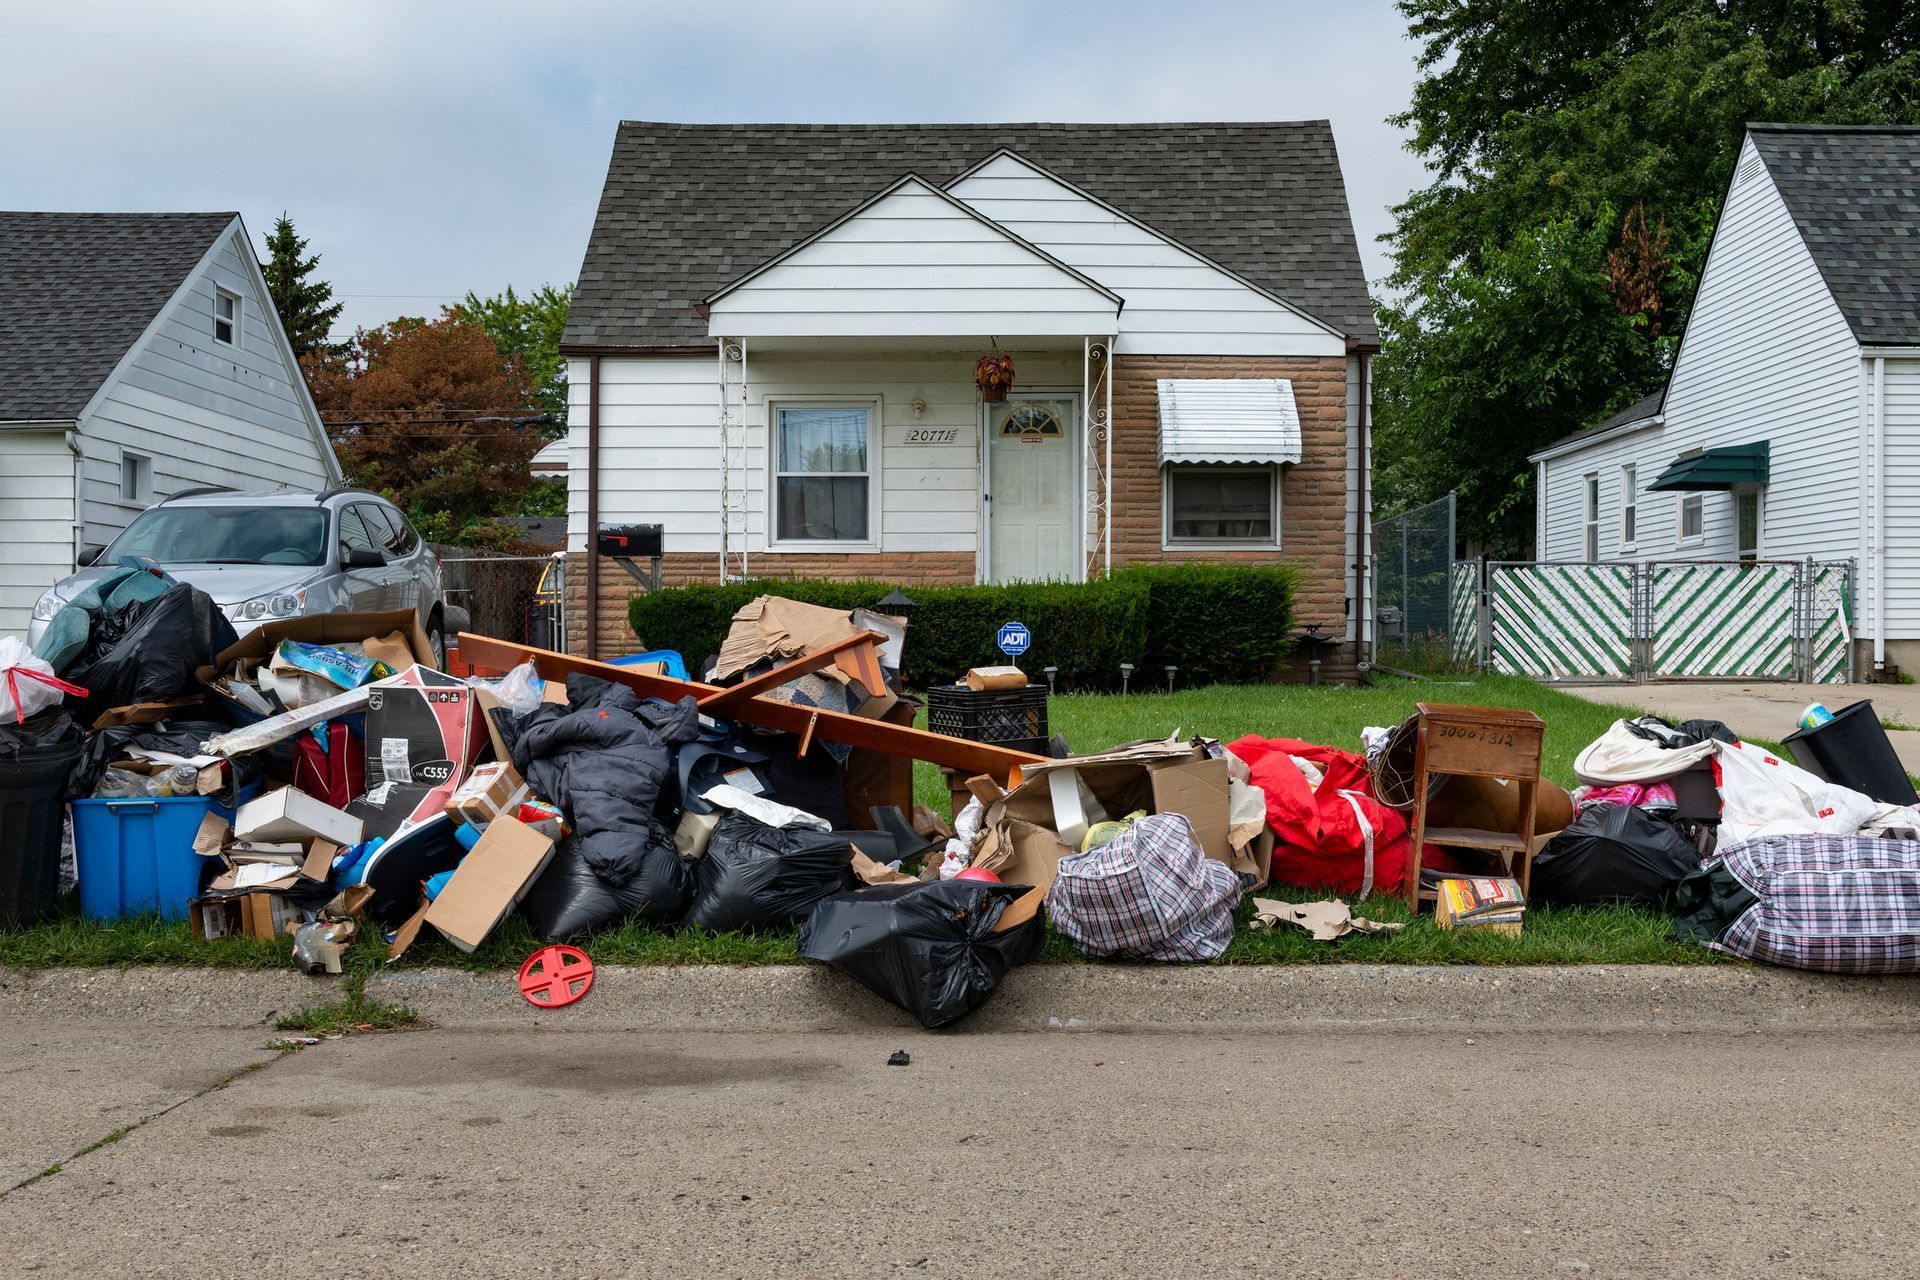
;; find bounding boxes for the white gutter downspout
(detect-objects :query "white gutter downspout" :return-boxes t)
[1875,355,1888,672]
[65,428,84,566]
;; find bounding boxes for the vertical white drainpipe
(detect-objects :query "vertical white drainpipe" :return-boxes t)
[1875,355,1888,671]
[65,428,84,565]
[1103,335,1114,579]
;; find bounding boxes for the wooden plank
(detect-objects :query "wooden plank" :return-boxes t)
[457,633,1045,779]
[694,632,885,717]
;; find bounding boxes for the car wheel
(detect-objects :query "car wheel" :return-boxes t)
[428,623,447,670]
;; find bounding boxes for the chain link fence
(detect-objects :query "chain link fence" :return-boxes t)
[436,548,564,651]
[1371,493,1457,666]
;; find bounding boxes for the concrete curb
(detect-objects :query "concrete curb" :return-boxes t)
[6,963,1919,1032]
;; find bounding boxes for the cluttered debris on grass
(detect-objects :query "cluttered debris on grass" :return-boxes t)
[11,581,1920,1030]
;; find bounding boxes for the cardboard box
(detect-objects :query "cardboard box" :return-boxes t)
[190,890,305,941]
[446,761,530,827]
[234,786,364,847]
[349,667,488,841]
[210,608,437,676]
[421,816,555,953]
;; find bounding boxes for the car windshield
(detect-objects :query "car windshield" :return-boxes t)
[104,506,329,567]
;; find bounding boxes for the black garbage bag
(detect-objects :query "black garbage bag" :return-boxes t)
[681,811,857,933]
[66,718,257,801]
[66,583,237,722]
[519,834,696,940]
[1531,804,1704,908]
[798,879,1045,1029]
[0,709,84,760]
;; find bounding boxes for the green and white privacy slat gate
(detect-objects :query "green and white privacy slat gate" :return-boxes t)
[1648,562,1797,678]
[1806,563,1852,684]
[1448,562,1480,666]
[1489,563,1633,680]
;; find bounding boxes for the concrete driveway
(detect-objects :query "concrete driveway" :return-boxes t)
[1558,681,1920,775]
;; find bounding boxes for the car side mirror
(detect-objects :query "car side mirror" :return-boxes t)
[77,544,104,567]
[345,546,387,569]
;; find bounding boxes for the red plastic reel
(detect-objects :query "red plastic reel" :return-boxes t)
[518,945,595,1009]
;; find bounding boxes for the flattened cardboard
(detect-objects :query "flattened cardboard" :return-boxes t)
[540,676,570,705]
[234,786,363,847]
[92,697,203,730]
[301,839,340,883]
[1145,755,1232,861]
[386,897,433,962]
[422,816,555,952]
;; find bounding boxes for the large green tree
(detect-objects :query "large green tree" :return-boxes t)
[1378,0,1920,553]
[259,214,344,358]
[459,283,573,433]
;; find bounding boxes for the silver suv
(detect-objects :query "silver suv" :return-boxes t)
[26,487,448,665]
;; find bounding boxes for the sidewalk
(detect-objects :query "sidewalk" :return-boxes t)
[1557,681,1920,774]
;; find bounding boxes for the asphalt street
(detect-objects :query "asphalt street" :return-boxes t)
[2,1022,1915,1278]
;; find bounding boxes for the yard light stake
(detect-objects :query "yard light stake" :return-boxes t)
[1043,665,1058,694]
[1119,662,1134,694]
[1165,665,1177,694]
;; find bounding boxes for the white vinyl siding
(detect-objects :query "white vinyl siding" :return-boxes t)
[571,350,1081,559]
[1536,423,1660,562]
[706,178,1119,340]
[1880,358,1920,635]
[948,153,1346,358]
[75,227,336,549]
[0,431,77,634]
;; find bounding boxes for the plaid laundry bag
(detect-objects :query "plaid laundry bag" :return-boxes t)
[1045,813,1242,962]
[1680,834,1920,974]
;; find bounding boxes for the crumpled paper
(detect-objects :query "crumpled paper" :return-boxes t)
[1249,896,1404,942]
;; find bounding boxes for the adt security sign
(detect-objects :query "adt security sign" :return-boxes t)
[996,620,1031,657]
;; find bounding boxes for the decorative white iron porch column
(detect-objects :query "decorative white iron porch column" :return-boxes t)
[1083,335,1115,579]
[717,338,749,582]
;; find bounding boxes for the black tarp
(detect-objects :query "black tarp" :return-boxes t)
[1531,804,1703,909]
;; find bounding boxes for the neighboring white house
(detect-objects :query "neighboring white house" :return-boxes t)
[0,212,340,636]
[1531,124,1920,675]
[559,122,1379,674]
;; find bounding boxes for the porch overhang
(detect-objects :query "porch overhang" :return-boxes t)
[1648,440,1770,491]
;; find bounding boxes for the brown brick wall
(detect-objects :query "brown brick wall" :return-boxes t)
[1108,354,1358,681]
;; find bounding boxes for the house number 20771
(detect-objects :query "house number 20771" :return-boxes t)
[903,428,958,444]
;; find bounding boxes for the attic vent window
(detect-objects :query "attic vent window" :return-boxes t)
[214,288,239,345]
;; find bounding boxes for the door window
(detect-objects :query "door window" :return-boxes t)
[337,506,376,561]
[773,404,873,543]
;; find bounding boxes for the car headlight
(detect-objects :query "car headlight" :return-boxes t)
[230,591,306,621]
[31,592,65,622]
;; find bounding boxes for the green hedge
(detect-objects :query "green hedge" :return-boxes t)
[626,563,1298,691]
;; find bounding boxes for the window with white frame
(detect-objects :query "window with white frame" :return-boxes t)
[1582,473,1600,562]
[214,288,239,345]
[1164,465,1280,545]
[120,451,151,503]
[772,402,876,545]
[1620,464,1637,547]
[1678,493,1703,540]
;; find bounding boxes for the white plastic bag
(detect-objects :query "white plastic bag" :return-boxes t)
[482,662,545,715]
[0,636,63,722]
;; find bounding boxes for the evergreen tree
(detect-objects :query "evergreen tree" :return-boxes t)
[260,214,345,358]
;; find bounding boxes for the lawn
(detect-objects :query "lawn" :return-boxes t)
[0,673,1726,970]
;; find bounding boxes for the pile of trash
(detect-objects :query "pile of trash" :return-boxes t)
[8,569,1920,1023]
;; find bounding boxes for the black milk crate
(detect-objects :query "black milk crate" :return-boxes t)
[926,683,1049,754]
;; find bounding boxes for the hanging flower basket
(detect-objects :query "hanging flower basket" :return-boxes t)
[975,353,1015,402]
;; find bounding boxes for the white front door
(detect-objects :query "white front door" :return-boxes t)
[985,396,1079,583]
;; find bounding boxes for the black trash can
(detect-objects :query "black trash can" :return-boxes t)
[0,733,82,927]
[1783,699,1919,806]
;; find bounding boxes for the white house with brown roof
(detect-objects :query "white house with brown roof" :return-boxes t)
[0,212,339,636]
[1530,124,1920,676]
[557,122,1379,674]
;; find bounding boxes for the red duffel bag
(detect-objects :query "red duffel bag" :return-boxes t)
[1226,736,1409,898]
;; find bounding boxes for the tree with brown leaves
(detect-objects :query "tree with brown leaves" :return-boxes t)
[303,310,544,543]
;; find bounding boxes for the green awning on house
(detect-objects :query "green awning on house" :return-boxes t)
[1647,441,1770,491]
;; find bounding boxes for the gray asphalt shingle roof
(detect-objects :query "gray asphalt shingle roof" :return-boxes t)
[0,211,235,420]
[1530,387,1666,459]
[564,122,1377,350]
[1750,124,1920,347]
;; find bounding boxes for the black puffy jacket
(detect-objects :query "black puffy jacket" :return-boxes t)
[511,688,695,904]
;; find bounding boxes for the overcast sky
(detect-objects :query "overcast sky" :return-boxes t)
[3,0,1429,338]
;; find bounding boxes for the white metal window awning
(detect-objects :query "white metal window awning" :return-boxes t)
[1155,378,1302,466]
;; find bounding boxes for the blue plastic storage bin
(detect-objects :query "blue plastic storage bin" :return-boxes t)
[70,782,261,921]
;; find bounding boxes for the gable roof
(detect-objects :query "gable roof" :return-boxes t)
[1749,124,1920,347]
[0,211,238,420]
[564,122,1377,350]
[1529,387,1665,462]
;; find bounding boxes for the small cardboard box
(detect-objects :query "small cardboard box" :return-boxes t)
[210,608,436,676]
[446,761,530,827]
[190,890,305,941]
[234,786,364,847]
[421,816,556,952]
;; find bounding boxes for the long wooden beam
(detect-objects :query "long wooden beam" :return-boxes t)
[457,632,1044,779]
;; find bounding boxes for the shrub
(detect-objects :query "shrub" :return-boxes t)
[627,563,1298,690]
[1112,563,1300,687]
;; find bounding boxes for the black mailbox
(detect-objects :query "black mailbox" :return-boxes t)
[596,523,663,558]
